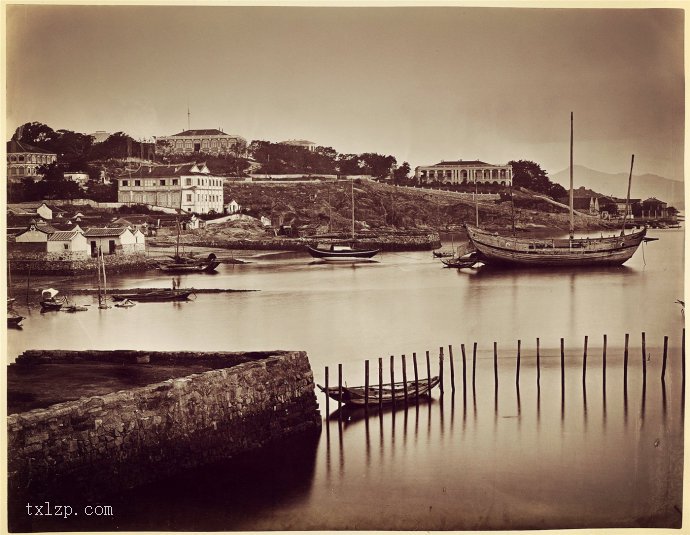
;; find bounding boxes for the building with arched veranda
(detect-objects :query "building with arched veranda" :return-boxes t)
[415,160,513,186]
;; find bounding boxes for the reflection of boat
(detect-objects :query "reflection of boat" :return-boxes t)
[159,253,220,273]
[111,289,194,302]
[318,376,440,406]
[306,178,380,261]
[466,113,648,268]
[328,396,433,423]
[40,288,64,311]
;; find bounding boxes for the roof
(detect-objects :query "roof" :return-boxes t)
[48,231,82,241]
[281,139,316,145]
[118,163,216,178]
[643,197,667,204]
[15,223,58,237]
[7,140,56,155]
[112,216,153,225]
[426,160,498,167]
[169,129,228,137]
[7,202,49,213]
[83,227,129,237]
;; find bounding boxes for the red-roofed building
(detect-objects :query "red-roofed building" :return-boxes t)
[415,159,513,186]
[156,128,247,157]
[7,140,57,183]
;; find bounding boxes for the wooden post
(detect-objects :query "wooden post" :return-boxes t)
[682,328,686,387]
[602,334,607,388]
[560,338,565,392]
[439,346,445,396]
[378,357,383,410]
[364,360,370,411]
[642,332,647,381]
[426,350,431,387]
[402,354,408,407]
[338,363,343,407]
[582,335,588,387]
[448,345,456,393]
[325,366,330,415]
[516,339,521,387]
[624,333,629,387]
[472,342,477,389]
[493,342,498,391]
[413,352,419,398]
[661,336,668,383]
[390,355,396,405]
[460,344,467,395]
[536,338,541,387]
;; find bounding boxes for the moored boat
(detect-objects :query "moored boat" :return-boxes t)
[441,251,481,268]
[158,253,221,273]
[40,288,64,311]
[7,312,24,327]
[317,376,440,406]
[466,113,649,268]
[111,289,194,302]
[306,243,380,261]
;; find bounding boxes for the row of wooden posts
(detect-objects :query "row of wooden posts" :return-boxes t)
[322,329,685,414]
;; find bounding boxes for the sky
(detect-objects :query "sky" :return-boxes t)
[4,3,685,179]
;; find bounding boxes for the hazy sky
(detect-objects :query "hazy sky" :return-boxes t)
[5,4,685,178]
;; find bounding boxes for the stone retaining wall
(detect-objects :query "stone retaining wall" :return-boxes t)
[7,251,154,275]
[8,350,321,501]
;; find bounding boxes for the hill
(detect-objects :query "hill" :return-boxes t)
[222,180,614,235]
[550,165,684,209]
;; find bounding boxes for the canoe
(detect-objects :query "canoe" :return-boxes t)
[317,376,440,406]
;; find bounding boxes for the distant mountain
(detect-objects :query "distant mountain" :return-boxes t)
[550,165,684,209]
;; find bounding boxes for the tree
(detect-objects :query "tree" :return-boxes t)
[31,162,84,199]
[509,160,565,200]
[13,122,58,146]
[393,162,411,183]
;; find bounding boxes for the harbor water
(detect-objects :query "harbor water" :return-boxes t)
[7,228,684,530]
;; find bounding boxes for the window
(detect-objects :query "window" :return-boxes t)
[172,179,179,186]
[186,194,192,202]
[18,156,25,162]
[185,178,192,186]
[122,180,129,186]
[63,244,69,250]
[160,180,166,186]
[134,180,141,186]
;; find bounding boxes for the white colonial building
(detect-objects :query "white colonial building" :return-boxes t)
[280,139,317,151]
[415,160,513,186]
[6,140,57,183]
[156,129,247,157]
[117,162,224,214]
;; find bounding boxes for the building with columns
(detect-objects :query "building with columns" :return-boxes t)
[6,140,57,183]
[415,160,513,186]
[280,139,317,151]
[117,162,224,214]
[156,129,247,157]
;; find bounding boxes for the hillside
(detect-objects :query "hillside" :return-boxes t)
[222,180,614,235]
[550,165,684,209]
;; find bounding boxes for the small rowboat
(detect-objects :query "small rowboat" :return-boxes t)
[441,251,481,269]
[62,304,89,313]
[317,376,440,406]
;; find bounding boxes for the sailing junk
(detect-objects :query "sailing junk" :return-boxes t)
[306,178,380,261]
[466,113,649,267]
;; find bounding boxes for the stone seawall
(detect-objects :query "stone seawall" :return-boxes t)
[8,350,322,502]
[7,251,155,275]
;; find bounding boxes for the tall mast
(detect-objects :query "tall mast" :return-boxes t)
[351,177,355,241]
[621,154,635,236]
[474,172,479,227]
[96,246,102,307]
[569,112,574,240]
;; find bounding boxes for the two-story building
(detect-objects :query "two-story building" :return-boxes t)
[280,139,317,151]
[155,129,247,157]
[117,162,224,214]
[415,160,513,186]
[6,140,57,183]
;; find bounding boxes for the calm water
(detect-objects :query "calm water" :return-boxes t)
[7,228,684,530]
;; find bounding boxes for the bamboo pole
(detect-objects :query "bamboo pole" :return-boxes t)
[472,342,477,389]
[642,332,647,382]
[460,344,467,396]
[378,357,383,411]
[516,339,521,387]
[439,346,445,396]
[390,355,396,406]
[661,336,668,383]
[338,363,343,407]
[413,352,419,398]
[325,366,330,415]
[364,360,370,411]
[426,350,431,388]
[560,338,565,393]
[536,338,540,388]
[448,345,456,393]
[493,342,498,391]
[602,334,607,388]
[624,333,629,387]
[402,354,408,407]
[582,335,588,387]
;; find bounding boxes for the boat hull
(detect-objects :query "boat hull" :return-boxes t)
[306,245,379,260]
[111,290,193,302]
[465,225,647,267]
[318,376,440,406]
[158,260,220,273]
